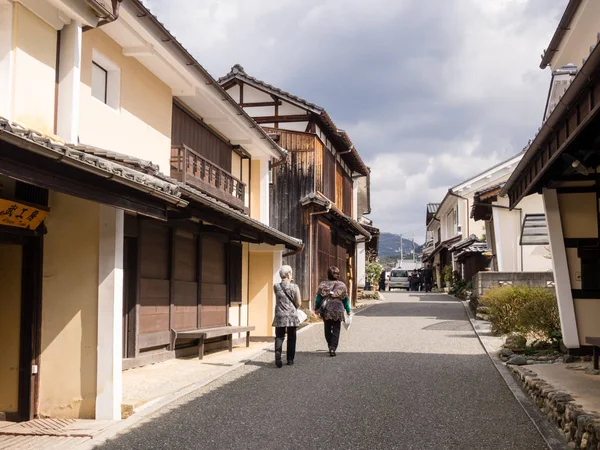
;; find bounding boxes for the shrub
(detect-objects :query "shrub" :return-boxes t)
[359,290,381,300]
[479,285,560,342]
[365,262,383,285]
[442,265,453,284]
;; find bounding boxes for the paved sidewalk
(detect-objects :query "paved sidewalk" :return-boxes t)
[94,292,550,449]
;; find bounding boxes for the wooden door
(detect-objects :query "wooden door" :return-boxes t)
[138,220,170,351]
[172,230,198,331]
[200,236,228,328]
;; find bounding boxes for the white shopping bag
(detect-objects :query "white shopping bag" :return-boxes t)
[343,313,352,330]
[297,309,308,323]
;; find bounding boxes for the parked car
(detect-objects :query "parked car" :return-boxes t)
[389,269,410,291]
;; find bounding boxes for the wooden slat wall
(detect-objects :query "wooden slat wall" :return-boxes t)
[322,145,336,201]
[139,221,170,347]
[267,128,316,300]
[200,236,227,328]
[172,102,232,170]
[342,172,353,217]
[173,230,198,331]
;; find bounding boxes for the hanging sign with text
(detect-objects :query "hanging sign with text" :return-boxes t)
[0,198,49,230]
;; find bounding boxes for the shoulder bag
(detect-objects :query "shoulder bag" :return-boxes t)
[282,283,307,324]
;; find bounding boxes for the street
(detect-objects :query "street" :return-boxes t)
[98,293,549,450]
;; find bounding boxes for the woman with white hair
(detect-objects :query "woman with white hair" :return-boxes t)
[272,264,302,368]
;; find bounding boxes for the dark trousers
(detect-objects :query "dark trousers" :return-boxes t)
[275,326,297,362]
[425,280,432,292]
[324,319,342,351]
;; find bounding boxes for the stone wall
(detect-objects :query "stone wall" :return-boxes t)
[472,271,555,299]
[510,366,600,449]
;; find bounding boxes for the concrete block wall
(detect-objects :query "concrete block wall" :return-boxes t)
[472,271,555,299]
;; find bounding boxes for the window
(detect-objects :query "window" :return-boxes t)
[92,62,107,104]
[91,49,120,109]
[391,270,408,278]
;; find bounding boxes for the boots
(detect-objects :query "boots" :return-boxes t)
[275,351,283,368]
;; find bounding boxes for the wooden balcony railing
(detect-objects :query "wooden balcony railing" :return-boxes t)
[170,144,247,212]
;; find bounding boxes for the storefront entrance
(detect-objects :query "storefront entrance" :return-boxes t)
[0,235,43,422]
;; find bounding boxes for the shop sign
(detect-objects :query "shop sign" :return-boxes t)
[0,198,48,230]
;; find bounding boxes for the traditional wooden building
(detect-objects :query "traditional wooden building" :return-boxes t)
[219,65,372,304]
[503,0,600,350]
[0,0,301,423]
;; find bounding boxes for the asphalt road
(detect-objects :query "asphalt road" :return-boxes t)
[98,292,550,450]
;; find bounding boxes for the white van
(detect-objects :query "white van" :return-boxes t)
[389,269,410,291]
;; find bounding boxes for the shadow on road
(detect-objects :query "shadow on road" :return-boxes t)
[359,302,468,321]
[96,349,547,450]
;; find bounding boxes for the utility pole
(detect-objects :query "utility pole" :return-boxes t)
[399,234,403,267]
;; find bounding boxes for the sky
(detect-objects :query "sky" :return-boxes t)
[144,0,568,243]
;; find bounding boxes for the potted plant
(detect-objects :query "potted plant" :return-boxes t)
[366,261,384,291]
[442,264,453,292]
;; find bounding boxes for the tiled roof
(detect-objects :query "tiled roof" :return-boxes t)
[474,182,505,198]
[449,234,481,252]
[300,193,372,239]
[427,203,440,214]
[219,65,323,113]
[178,183,303,250]
[0,117,303,250]
[219,65,369,176]
[0,117,183,201]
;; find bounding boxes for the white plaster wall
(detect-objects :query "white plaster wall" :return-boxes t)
[244,105,275,117]
[244,85,273,102]
[550,0,600,71]
[279,101,307,115]
[228,84,240,102]
[279,121,310,132]
[0,2,13,119]
[518,194,553,272]
[356,242,366,288]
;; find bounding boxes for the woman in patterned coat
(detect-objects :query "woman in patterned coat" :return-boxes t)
[315,266,351,357]
[272,265,302,368]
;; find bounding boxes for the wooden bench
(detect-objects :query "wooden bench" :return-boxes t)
[170,325,255,360]
[586,337,600,370]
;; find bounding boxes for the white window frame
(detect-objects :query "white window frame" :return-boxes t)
[92,49,120,110]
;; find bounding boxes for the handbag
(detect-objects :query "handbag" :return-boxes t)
[318,298,329,318]
[281,283,307,324]
[343,313,352,330]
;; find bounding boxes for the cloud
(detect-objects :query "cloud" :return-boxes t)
[144,0,568,241]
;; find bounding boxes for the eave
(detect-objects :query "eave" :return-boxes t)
[503,36,600,207]
[539,0,583,69]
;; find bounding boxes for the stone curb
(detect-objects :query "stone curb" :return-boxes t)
[510,365,600,449]
[80,302,380,448]
[460,300,565,450]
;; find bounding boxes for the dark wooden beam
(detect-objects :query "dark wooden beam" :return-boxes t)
[253,114,310,124]
[240,101,282,108]
[0,152,169,220]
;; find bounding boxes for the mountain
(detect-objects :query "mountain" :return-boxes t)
[378,232,424,258]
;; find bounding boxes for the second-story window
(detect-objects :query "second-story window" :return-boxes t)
[91,50,120,110]
[92,62,108,104]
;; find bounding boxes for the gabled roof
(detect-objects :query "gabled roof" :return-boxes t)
[218,65,369,176]
[539,0,583,69]
[426,203,440,226]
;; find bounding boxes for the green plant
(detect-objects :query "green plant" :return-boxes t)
[442,265,453,286]
[365,261,384,285]
[479,286,561,342]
